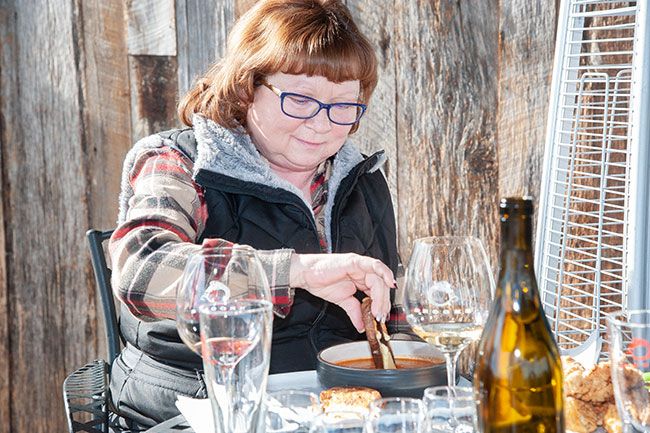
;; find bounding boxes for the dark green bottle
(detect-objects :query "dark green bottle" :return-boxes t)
[474,197,564,433]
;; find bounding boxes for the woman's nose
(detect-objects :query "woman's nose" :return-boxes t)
[305,108,333,133]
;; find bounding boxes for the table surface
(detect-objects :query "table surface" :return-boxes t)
[268,369,321,393]
[143,370,470,433]
[142,370,321,433]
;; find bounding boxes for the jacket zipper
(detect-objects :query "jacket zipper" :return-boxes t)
[196,155,381,353]
[199,176,328,350]
[198,173,320,235]
[308,303,329,354]
[330,154,380,251]
[308,155,380,352]
[275,196,328,355]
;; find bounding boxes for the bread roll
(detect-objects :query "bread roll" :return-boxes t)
[320,386,381,414]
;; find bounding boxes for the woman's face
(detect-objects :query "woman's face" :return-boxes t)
[246,72,361,175]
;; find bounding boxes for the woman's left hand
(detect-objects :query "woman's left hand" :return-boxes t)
[289,253,395,332]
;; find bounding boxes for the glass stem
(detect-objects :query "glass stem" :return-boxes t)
[444,350,461,387]
[219,365,236,433]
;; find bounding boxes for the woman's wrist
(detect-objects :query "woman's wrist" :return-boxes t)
[289,252,305,288]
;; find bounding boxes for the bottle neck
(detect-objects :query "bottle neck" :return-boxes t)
[497,213,539,303]
[500,213,534,255]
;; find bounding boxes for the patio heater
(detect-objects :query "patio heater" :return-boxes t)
[535,0,650,365]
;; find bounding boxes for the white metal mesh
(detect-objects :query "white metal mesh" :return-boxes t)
[536,0,647,360]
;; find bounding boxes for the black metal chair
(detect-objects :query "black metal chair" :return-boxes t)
[86,229,121,365]
[63,229,117,433]
[63,229,193,432]
[63,359,110,433]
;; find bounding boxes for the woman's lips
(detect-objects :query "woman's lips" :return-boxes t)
[294,137,324,146]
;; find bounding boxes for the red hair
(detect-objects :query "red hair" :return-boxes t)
[178,0,377,134]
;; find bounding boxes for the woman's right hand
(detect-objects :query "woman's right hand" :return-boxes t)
[289,253,395,333]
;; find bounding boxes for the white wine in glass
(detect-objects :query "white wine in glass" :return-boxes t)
[404,236,493,387]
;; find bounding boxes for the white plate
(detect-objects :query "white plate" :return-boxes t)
[267,370,322,394]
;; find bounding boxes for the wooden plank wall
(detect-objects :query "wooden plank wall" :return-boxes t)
[393,0,500,262]
[0,0,557,431]
[498,1,558,200]
[0,6,14,429]
[79,1,133,232]
[176,0,241,97]
[345,0,399,225]
[0,1,95,432]
[127,0,180,139]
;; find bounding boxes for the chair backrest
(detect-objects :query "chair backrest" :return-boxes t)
[86,229,120,364]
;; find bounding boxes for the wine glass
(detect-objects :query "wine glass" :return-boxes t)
[606,310,650,433]
[423,386,477,433]
[200,299,274,433]
[176,246,271,353]
[367,397,424,433]
[309,411,368,433]
[266,390,322,433]
[403,236,493,387]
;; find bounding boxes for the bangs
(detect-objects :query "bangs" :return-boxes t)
[277,39,375,88]
[249,5,378,102]
[178,0,378,131]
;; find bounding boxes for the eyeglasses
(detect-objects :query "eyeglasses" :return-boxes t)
[262,82,367,126]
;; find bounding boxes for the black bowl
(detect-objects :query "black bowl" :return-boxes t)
[316,340,448,398]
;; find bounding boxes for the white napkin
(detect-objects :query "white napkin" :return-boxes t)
[175,395,316,433]
[175,395,213,433]
[175,371,321,433]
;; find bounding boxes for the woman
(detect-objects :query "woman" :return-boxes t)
[109,0,399,428]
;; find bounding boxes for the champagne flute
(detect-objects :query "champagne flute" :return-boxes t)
[200,299,274,433]
[176,246,271,353]
[403,236,493,387]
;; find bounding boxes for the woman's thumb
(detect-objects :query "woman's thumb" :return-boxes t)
[336,297,365,333]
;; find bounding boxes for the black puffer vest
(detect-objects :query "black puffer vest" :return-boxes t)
[120,128,399,373]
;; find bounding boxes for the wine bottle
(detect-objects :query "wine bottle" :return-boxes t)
[474,197,564,433]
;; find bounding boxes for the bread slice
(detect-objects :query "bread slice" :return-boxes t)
[320,386,381,414]
[361,297,396,369]
[564,396,604,433]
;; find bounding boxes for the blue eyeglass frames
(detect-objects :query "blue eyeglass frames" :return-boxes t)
[262,81,367,126]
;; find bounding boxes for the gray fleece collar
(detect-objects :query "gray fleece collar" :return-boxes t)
[193,115,384,252]
[118,114,386,252]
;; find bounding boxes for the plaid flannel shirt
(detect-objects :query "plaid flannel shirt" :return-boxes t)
[109,146,330,320]
[109,142,414,335]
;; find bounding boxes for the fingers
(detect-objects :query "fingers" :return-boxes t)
[294,253,394,325]
[363,273,391,321]
[349,254,394,289]
[336,296,365,333]
[348,255,393,321]
[306,279,367,333]
[372,259,396,289]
